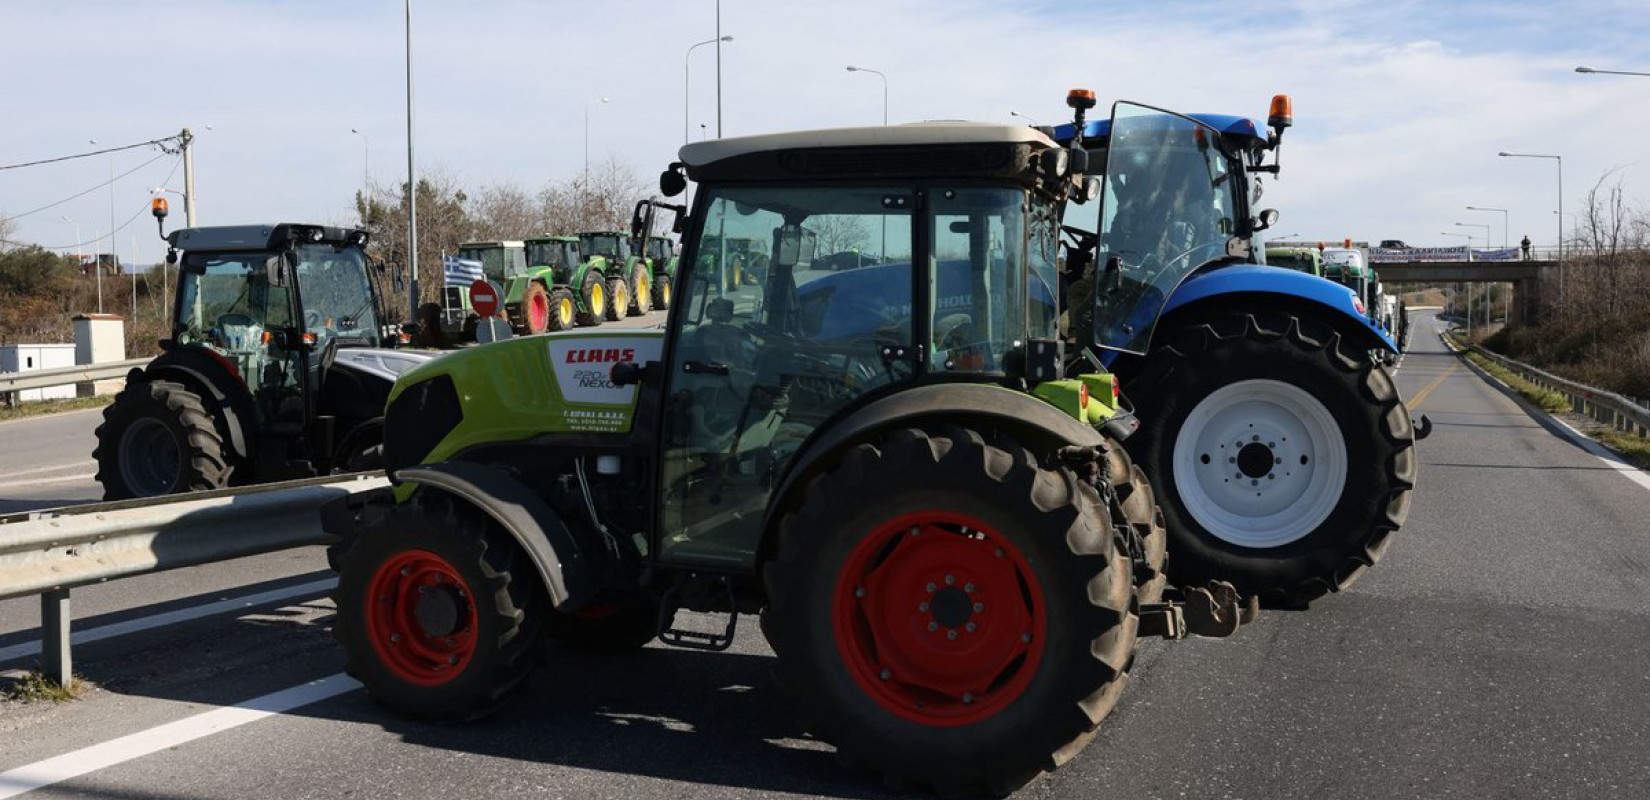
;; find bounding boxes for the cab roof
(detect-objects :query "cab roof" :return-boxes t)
[677,122,1057,184]
[167,224,366,251]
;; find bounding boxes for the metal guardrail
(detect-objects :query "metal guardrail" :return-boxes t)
[0,357,154,394]
[0,472,389,685]
[1450,332,1650,438]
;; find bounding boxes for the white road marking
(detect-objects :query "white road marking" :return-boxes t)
[0,673,359,799]
[0,473,97,491]
[0,579,338,664]
[0,461,95,481]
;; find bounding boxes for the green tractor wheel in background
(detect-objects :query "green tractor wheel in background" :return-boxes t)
[652,272,673,311]
[576,271,606,327]
[629,262,653,316]
[546,288,577,332]
[606,276,631,321]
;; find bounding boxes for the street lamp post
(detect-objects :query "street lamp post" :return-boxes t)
[1498,151,1563,303]
[585,97,611,187]
[405,0,420,325]
[1456,222,1491,330]
[350,128,370,188]
[1466,205,1509,248]
[1009,110,1040,126]
[91,139,111,314]
[1442,231,1475,336]
[1576,66,1650,77]
[686,37,733,145]
[845,66,888,125]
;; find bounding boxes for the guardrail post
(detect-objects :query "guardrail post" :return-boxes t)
[40,588,72,688]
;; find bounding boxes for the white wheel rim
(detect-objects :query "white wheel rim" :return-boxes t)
[1171,379,1346,548]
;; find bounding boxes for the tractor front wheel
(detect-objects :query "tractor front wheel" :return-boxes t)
[628,263,653,316]
[764,427,1137,797]
[331,492,544,721]
[1122,309,1416,608]
[545,287,577,332]
[605,276,630,321]
[93,379,230,500]
[576,271,606,327]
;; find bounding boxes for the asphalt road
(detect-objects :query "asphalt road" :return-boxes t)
[2,310,1648,799]
[0,408,103,514]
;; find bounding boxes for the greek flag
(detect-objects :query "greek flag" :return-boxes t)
[442,255,484,288]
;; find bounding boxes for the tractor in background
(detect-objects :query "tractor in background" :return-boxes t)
[324,92,1254,796]
[576,231,646,319]
[95,205,436,499]
[1056,99,1421,609]
[631,198,679,311]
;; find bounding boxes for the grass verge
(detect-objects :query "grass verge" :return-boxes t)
[1,669,88,703]
[0,395,108,423]
[1460,348,1650,470]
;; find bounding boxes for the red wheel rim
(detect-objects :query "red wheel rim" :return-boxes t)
[529,292,550,331]
[833,511,1047,727]
[365,550,479,686]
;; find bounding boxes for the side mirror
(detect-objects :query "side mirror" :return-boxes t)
[660,163,688,197]
[631,200,649,239]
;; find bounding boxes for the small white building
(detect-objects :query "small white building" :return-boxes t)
[0,343,78,402]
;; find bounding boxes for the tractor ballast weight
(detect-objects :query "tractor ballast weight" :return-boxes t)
[92,221,435,499]
[324,99,1254,795]
[1054,98,1420,609]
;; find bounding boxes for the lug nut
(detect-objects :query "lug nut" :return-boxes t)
[963,583,976,593]
[946,630,958,640]
[928,621,939,632]
[965,622,977,633]
[1021,632,1032,643]
[919,602,930,612]
[879,669,891,681]
[994,548,1005,558]
[389,633,401,643]
[909,526,921,537]
[973,602,985,613]
[926,582,937,593]
[963,693,974,705]
[945,574,956,585]
[855,586,866,598]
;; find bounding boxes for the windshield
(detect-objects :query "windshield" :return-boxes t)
[1069,102,1240,355]
[580,234,625,261]
[175,252,295,349]
[525,240,572,269]
[294,243,380,345]
[456,244,525,282]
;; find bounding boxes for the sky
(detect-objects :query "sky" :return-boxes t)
[3,0,1649,267]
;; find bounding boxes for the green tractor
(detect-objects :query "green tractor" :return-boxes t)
[1264,245,1325,277]
[324,92,1252,795]
[631,198,679,311]
[517,235,610,333]
[576,230,648,319]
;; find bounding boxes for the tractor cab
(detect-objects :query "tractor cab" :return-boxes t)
[523,236,582,283]
[577,232,630,269]
[650,122,1095,569]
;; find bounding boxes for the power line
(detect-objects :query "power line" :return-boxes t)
[44,157,182,252]
[3,152,174,221]
[0,134,185,172]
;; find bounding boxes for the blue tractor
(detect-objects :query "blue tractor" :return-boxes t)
[1053,96,1422,608]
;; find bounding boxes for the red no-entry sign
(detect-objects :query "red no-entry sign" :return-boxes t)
[469,279,501,318]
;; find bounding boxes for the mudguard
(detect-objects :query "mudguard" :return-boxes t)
[760,382,1107,554]
[1163,265,1399,353]
[394,461,595,610]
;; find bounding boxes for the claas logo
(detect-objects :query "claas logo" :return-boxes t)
[565,348,636,364]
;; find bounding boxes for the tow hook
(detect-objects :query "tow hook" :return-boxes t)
[1415,414,1434,441]
[1138,581,1259,639]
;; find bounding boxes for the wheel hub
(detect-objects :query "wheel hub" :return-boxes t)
[833,512,1045,727]
[1173,379,1347,548]
[414,585,464,637]
[365,550,478,686]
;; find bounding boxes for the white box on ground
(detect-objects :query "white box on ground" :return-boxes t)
[73,314,127,397]
[0,343,78,401]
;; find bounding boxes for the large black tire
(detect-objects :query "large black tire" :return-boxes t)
[628,262,653,316]
[651,271,673,311]
[331,492,545,721]
[1107,442,1167,606]
[545,287,577,332]
[1120,309,1416,608]
[520,281,552,335]
[575,270,606,328]
[543,604,659,652]
[605,275,630,321]
[763,427,1137,797]
[93,379,230,500]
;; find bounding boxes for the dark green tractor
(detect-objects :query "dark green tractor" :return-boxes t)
[325,93,1251,795]
[576,230,646,319]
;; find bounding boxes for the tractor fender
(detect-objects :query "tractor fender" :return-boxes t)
[1165,265,1399,353]
[760,382,1105,560]
[395,461,596,610]
[143,348,255,460]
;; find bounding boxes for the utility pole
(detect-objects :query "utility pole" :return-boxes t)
[181,129,198,226]
[405,0,420,324]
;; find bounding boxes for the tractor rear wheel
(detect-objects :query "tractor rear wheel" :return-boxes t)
[628,263,653,316]
[764,427,1137,797]
[1122,309,1415,608]
[1107,442,1167,606]
[544,604,659,652]
[575,271,606,327]
[651,271,673,311]
[521,282,552,335]
[545,288,577,332]
[605,276,630,321]
[93,379,229,500]
[331,491,545,721]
